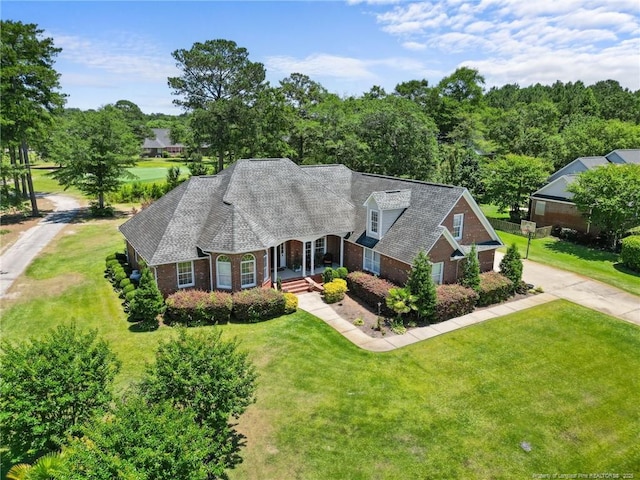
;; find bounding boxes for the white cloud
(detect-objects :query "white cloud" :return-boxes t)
[364,0,640,89]
[402,41,427,51]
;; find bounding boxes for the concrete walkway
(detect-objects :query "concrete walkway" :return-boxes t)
[297,254,639,352]
[0,195,80,298]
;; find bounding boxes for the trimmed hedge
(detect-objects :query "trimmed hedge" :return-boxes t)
[165,290,233,326]
[283,292,298,314]
[233,288,286,323]
[435,284,478,323]
[620,235,640,272]
[477,272,513,307]
[323,279,347,304]
[346,271,397,317]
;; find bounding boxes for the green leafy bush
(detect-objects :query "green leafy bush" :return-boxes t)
[119,278,132,289]
[129,268,165,328]
[122,283,136,295]
[322,267,335,284]
[460,244,480,292]
[323,278,347,304]
[165,290,233,326]
[125,289,137,304]
[335,267,348,279]
[232,288,286,323]
[435,284,478,323]
[477,272,514,307]
[620,235,640,272]
[499,243,523,292]
[283,292,298,314]
[406,250,437,320]
[346,271,396,317]
[114,270,127,284]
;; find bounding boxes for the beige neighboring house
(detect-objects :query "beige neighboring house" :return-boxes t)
[530,149,640,233]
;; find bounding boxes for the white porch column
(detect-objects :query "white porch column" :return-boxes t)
[311,239,315,274]
[272,247,277,287]
[340,236,344,267]
[302,241,306,277]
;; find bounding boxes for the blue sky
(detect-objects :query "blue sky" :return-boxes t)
[3,0,639,114]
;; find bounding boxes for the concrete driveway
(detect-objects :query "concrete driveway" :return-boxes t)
[0,194,80,298]
[495,253,639,325]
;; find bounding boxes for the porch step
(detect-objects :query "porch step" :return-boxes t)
[281,279,311,294]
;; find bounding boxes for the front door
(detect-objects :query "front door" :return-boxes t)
[278,243,286,268]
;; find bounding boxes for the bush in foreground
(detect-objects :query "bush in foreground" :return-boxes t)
[233,288,286,322]
[499,243,523,292]
[165,289,233,326]
[323,279,347,304]
[0,325,120,465]
[435,284,478,323]
[346,271,396,317]
[620,235,640,272]
[128,268,165,328]
[477,272,513,307]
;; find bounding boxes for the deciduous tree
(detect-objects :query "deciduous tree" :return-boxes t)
[567,164,640,248]
[0,324,120,465]
[50,105,139,212]
[481,154,551,220]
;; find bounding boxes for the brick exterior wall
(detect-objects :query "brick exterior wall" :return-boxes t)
[210,249,270,293]
[427,235,460,284]
[479,250,495,273]
[442,196,494,245]
[344,241,364,274]
[530,198,599,234]
[380,255,410,285]
[154,258,211,297]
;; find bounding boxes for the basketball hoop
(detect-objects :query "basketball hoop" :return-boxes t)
[520,220,536,259]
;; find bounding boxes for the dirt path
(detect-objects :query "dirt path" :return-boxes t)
[0,195,81,298]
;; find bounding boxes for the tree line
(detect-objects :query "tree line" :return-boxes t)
[2,21,640,218]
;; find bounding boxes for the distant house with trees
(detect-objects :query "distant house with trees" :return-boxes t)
[530,149,640,233]
[142,128,185,157]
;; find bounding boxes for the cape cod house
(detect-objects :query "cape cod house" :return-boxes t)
[530,149,640,233]
[119,158,502,296]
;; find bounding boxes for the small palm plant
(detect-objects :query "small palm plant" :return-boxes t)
[385,287,417,334]
[6,451,66,480]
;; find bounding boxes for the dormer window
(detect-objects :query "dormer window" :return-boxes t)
[370,210,379,235]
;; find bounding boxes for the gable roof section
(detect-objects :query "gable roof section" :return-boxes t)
[367,190,411,210]
[348,173,465,264]
[547,156,608,183]
[606,149,640,165]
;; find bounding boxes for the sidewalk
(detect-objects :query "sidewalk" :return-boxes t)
[297,255,639,352]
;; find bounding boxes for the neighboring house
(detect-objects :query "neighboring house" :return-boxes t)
[530,149,640,233]
[119,158,502,296]
[142,128,185,157]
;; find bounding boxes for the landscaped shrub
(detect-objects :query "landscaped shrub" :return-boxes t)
[406,250,437,320]
[114,270,128,284]
[334,267,348,279]
[460,244,480,292]
[322,267,335,284]
[165,290,233,326]
[119,278,132,290]
[477,272,513,307]
[499,243,523,292]
[435,284,478,323]
[122,284,136,295]
[232,288,286,323]
[283,292,298,314]
[346,271,396,317]
[125,290,137,304]
[620,235,640,272]
[323,279,347,304]
[128,268,165,328]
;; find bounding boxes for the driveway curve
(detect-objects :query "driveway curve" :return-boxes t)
[0,194,81,298]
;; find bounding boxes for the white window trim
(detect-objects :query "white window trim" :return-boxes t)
[535,200,546,216]
[453,213,464,240]
[263,251,269,282]
[363,248,381,275]
[216,255,232,290]
[369,209,380,237]
[241,254,257,289]
[431,261,444,285]
[177,261,195,288]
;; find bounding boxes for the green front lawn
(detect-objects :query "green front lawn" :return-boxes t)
[497,231,640,296]
[1,217,638,478]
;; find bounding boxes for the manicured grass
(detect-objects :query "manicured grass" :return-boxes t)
[1,214,638,477]
[480,203,510,220]
[123,166,182,184]
[498,231,640,296]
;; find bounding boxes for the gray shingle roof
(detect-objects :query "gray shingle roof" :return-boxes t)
[370,189,411,210]
[606,149,640,165]
[142,128,184,149]
[120,158,480,267]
